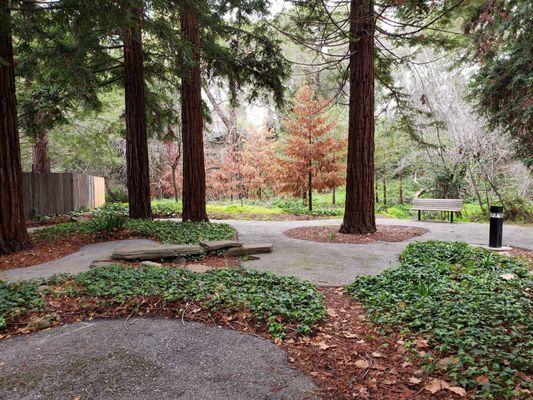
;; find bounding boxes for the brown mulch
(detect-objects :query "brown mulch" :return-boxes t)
[2,286,466,399]
[0,230,141,271]
[284,225,428,244]
[507,247,533,264]
[281,287,464,399]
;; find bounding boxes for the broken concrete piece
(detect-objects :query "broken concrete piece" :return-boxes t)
[90,260,116,269]
[140,261,162,267]
[185,264,213,273]
[200,240,243,252]
[112,244,204,260]
[224,243,273,257]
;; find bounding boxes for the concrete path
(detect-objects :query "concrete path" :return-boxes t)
[0,239,157,283]
[0,318,317,400]
[223,218,533,286]
[1,219,531,286]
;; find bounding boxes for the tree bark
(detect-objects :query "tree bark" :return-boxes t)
[0,1,31,254]
[332,187,336,205]
[32,130,51,173]
[180,6,208,222]
[123,7,152,219]
[340,0,376,234]
[382,173,387,206]
[398,171,404,204]
[308,168,313,212]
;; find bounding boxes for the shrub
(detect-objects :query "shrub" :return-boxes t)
[87,213,128,238]
[347,241,532,398]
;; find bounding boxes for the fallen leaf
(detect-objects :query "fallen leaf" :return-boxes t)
[500,273,515,281]
[341,331,358,339]
[371,351,383,358]
[409,377,422,385]
[326,308,338,317]
[448,386,467,397]
[475,375,489,385]
[424,379,450,394]
[354,359,370,369]
[416,338,429,348]
[274,337,283,346]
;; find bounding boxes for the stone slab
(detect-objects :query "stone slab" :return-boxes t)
[200,240,243,252]
[112,245,204,260]
[140,261,163,267]
[224,243,273,257]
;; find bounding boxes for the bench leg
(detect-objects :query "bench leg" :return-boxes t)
[450,212,454,223]
[418,210,421,221]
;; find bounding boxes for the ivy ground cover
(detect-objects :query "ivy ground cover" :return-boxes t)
[348,241,532,399]
[1,266,326,339]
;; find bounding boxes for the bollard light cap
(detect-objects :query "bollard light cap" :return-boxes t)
[490,205,504,214]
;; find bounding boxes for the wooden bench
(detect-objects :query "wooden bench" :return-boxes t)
[412,198,463,223]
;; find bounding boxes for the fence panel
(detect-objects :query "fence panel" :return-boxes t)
[22,172,105,217]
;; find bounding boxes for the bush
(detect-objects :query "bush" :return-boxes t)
[347,241,532,398]
[87,213,128,238]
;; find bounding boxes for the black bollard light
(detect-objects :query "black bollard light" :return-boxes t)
[489,205,504,248]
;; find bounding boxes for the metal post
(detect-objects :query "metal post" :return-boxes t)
[489,205,504,248]
[418,210,421,221]
[450,212,454,223]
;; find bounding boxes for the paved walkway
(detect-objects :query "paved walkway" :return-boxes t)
[1,218,531,286]
[0,318,317,400]
[0,239,157,283]
[224,218,533,286]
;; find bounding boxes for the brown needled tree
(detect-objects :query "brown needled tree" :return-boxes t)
[123,7,152,219]
[340,0,376,234]
[0,0,31,254]
[180,5,208,222]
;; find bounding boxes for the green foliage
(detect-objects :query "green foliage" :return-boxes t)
[461,0,533,165]
[36,217,235,245]
[87,213,128,238]
[347,241,532,398]
[273,198,343,217]
[73,266,325,337]
[125,220,236,244]
[0,280,44,329]
[1,267,326,338]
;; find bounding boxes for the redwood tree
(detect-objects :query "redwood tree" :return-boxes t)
[340,0,376,234]
[180,5,208,222]
[0,0,31,254]
[123,7,152,219]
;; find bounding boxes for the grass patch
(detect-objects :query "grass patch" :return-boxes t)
[1,267,326,338]
[36,218,236,244]
[347,241,532,399]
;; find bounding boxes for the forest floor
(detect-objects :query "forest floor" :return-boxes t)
[1,220,531,399]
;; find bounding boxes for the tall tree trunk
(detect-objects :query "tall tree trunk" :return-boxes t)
[382,173,387,205]
[171,165,179,203]
[32,130,51,173]
[180,6,208,222]
[308,166,313,212]
[123,7,152,219]
[332,187,336,205]
[398,172,404,204]
[340,0,376,234]
[0,1,31,254]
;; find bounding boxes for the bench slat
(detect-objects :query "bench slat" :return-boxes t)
[412,198,463,212]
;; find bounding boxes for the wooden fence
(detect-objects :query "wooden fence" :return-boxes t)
[22,173,105,217]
